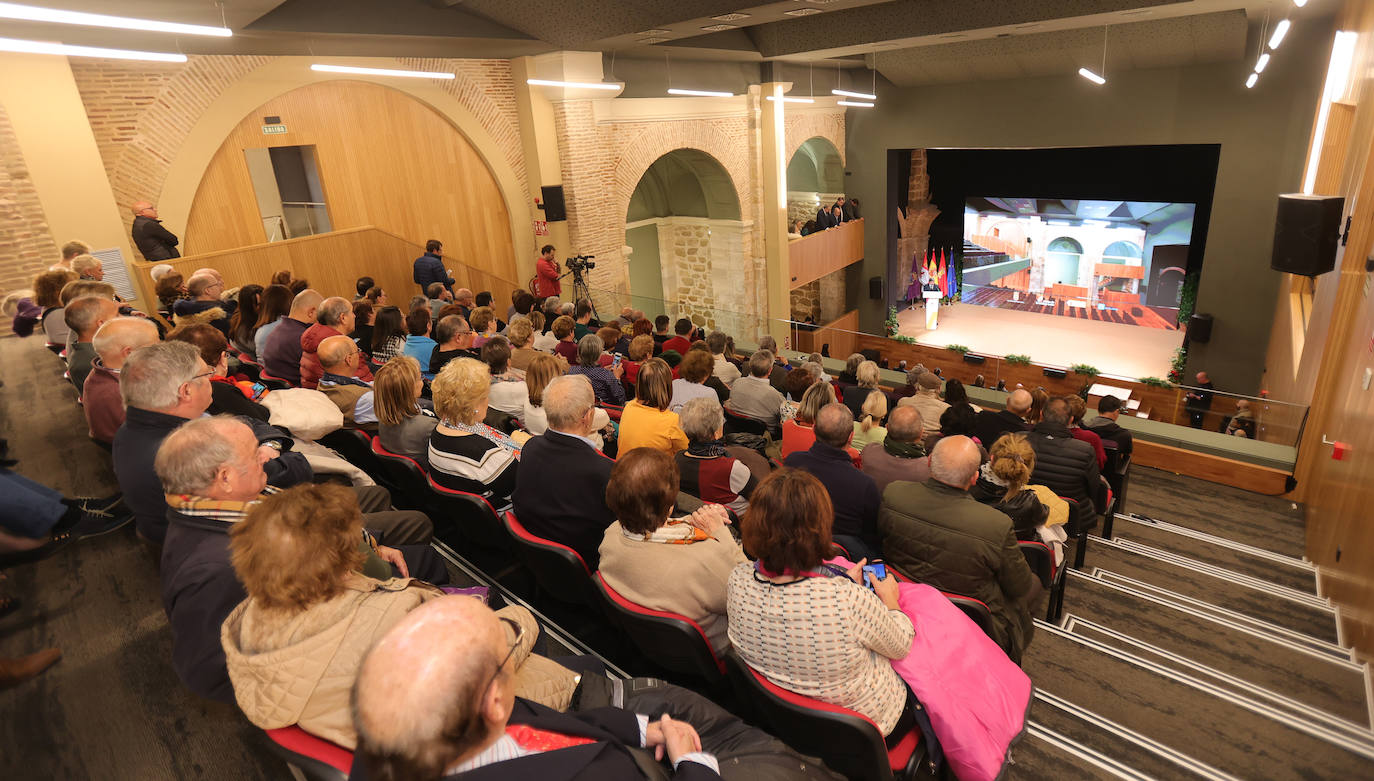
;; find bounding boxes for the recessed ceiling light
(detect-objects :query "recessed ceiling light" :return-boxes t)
[700,23,737,32]
[0,36,186,61]
[765,95,815,103]
[837,100,873,107]
[1078,67,1106,85]
[527,78,621,90]
[668,88,735,97]
[833,88,877,100]
[0,1,231,37]
[640,37,668,43]
[783,8,822,16]
[711,13,750,22]
[1255,52,1270,72]
[1268,19,1291,49]
[313,63,455,79]
[639,29,670,35]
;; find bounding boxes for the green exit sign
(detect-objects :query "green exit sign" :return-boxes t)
[262,124,288,135]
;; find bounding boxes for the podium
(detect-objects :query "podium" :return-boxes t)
[923,289,941,330]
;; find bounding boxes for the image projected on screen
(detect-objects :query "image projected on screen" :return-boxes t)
[961,198,1196,331]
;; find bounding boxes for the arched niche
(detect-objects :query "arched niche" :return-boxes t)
[786,136,845,228]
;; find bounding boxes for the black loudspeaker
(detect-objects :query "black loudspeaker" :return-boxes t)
[1187,313,1213,343]
[540,185,567,222]
[869,276,884,299]
[1271,194,1343,276]
[1043,367,1067,379]
[963,354,986,365]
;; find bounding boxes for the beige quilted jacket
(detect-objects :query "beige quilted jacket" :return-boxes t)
[221,573,579,748]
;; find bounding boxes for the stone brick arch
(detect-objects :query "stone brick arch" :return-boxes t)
[784,110,846,170]
[612,122,751,235]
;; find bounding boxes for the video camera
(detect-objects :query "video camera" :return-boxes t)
[566,254,596,273]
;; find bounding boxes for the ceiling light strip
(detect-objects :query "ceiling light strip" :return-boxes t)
[0,36,186,62]
[667,88,734,97]
[313,64,454,79]
[1245,73,1258,89]
[1268,19,1291,49]
[0,1,231,37]
[837,100,874,108]
[765,95,815,103]
[1254,52,1270,73]
[1078,67,1106,85]
[526,78,620,90]
[832,88,876,100]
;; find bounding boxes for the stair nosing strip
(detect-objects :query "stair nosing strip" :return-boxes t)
[1098,536,1332,610]
[1115,513,1313,571]
[1024,722,1160,781]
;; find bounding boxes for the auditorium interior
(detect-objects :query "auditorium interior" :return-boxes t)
[2,0,1374,778]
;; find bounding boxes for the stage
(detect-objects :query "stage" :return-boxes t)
[894,300,1182,380]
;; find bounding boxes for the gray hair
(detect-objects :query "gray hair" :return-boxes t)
[1043,397,1072,426]
[92,316,158,359]
[929,435,981,487]
[559,301,575,316]
[576,333,604,368]
[154,416,248,495]
[63,295,114,335]
[844,353,865,374]
[758,335,778,354]
[120,341,202,410]
[679,397,724,443]
[706,331,728,355]
[886,406,924,443]
[802,361,825,381]
[814,402,854,448]
[317,296,351,326]
[748,349,773,378]
[544,374,595,431]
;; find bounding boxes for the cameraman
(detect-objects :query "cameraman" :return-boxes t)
[534,244,561,299]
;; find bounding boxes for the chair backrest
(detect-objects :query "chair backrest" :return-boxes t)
[942,591,996,640]
[317,428,379,477]
[257,372,292,391]
[594,572,724,681]
[723,406,768,436]
[426,476,509,552]
[598,402,624,422]
[263,726,352,781]
[502,511,598,605]
[369,438,433,513]
[1018,540,1055,589]
[722,652,916,781]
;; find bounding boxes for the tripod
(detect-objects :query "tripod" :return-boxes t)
[564,267,600,322]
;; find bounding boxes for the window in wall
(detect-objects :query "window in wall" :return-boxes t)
[1046,236,1084,287]
[244,145,332,241]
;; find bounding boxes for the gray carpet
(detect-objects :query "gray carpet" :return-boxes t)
[1123,467,1306,558]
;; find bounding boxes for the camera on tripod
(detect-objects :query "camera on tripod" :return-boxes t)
[566,254,596,273]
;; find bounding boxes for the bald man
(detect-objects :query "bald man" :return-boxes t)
[131,201,180,260]
[352,597,835,781]
[63,295,122,392]
[783,402,881,559]
[84,316,160,444]
[878,435,1039,663]
[260,288,323,385]
[171,273,234,337]
[300,296,372,390]
[859,405,930,493]
[317,335,377,430]
[973,387,1032,448]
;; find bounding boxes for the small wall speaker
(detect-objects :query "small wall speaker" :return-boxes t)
[1187,313,1213,344]
[1043,367,1067,379]
[1271,194,1343,276]
[540,185,567,222]
[963,354,986,365]
[869,276,884,300]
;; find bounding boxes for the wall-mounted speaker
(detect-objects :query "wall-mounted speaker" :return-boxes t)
[1187,313,1213,344]
[963,354,986,365]
[540,185,567,222]
[869,276,884,300]
[1271,194,1343,276]
[1043,367,1067,379]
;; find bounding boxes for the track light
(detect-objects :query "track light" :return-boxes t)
[1078,67,1106,85]
[1269,19,1291,49]
[0,36,186,62]
[312,64,455,79]
[765,95,815,103]
[0,2,231,37]
[837,100,873,108]
[526,78,620,90]
[1245,73,1258,89]
[832,88,876,100]
[667,88,734,97]
[1255,53,1270,73]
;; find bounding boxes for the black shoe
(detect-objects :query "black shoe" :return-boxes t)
[0,532,73,568]
[70,504,133,540]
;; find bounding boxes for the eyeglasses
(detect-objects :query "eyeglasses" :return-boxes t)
[480,617,524,696]
[188,370,214,383]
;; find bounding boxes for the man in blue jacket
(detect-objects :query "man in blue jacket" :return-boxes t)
[413,239,455,295]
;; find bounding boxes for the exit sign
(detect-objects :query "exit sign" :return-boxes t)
[262,124,288,135]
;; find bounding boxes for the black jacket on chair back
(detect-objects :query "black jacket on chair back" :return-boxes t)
[1025,421,1101,533]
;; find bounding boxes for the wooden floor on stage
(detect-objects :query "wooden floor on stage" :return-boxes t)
[961,286,1180,330]
[895,300,1184,379]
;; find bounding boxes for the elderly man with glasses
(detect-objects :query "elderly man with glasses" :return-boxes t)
[317,334,378,430]
[171,271,236,338]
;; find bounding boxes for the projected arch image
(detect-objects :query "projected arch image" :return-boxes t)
[787,136,844,232]
[624,149,743,324]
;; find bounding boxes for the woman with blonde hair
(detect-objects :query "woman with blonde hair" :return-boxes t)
[842,360,885,420]
[780,381,836,459]
[506,317,538,371]
[617,357,688,454]
[374,356,438,463]
[428,357,522,504]
[850,389,889,451]
[970,433,1068,560]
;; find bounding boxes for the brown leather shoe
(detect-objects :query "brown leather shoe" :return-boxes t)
[0,647,61,689]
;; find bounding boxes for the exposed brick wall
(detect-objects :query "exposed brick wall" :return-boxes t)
[0,104,60,336]
[784,111,846,171]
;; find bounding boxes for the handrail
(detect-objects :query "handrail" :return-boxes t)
[129,224,380,267]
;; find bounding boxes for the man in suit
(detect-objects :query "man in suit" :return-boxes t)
[813,205,833,231]
[351,596,838,781]
[131,201,180,260]
[973,388,1032,448]
[414,239,455,296]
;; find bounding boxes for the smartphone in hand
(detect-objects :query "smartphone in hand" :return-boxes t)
[861,561,887,590]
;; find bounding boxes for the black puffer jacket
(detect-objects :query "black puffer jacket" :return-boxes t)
[971,476,1049,540]
[1025,421,1103,533]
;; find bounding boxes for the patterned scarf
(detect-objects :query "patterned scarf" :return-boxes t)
[443,419,523,455]
[164,485,280,521]
[686,439,728,459]
[621,518,712,544]
[883,438,926,459]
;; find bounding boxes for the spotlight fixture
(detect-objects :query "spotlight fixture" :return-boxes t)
[526,78,620,90]
[1269,19,1291,49]
[1245,72,1258,89]
[313,64,455,79]
[1255,52,1270,73]
[832,88,877,100]
[0,36,186,61]
[668,88,734,97]
[1078,67,1106,85]
[837,100,873,107]
[0,1,231,36]
[765,95,815,103]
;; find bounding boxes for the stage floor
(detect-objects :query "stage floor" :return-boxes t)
[895,301,1182,379]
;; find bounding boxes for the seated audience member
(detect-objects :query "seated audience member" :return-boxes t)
[623,333,654,386]
[971,433,1068,549]
[784,402,881,557]
[1027,397,1105,532]
[652,314,672,345]
[974,388,1032,448]
[676,398,759,518]
[363,286,389,309]
[349,300,374,352]
[84,317,160,443]
[550,314,579,365]
[483,336,529,418]
[835,353,865,391]
[374,356,438,464]
[469,306,498,349]
[173,273,236,336]
[476,293,506,332]
[896,371,947,433]
[269,269,294,288]
[70,253,105,282]
[662,317,695,356]
[728,468,913,737]
[506,318,539,371]
[521,355,611,448]
[572,299,596,341]
[780,382,856,462]
[154,271,186,320]
[355,276,375,300]
[33,269,77,348]
[426,282,453,322]
[778,364,815,423]
[1225,399,1256,438]
[261,289,323,385]
[428,358,522,505]
[301,297,373,390]
[63,295,121,392]
[705,331,740,387]
[252,284,293,360]
[4,288,42,337]
[943,378,979,415]
[850,389,889,451]
[512,375,616,567]
[600,447,746,653]
[889,367,922,401]
[1026,388,1049,425]
[598,324,630,357]
[527,310,557,353]
[316,335,378,430]
[878,436,1040,663]
[56,239,92,271]
[841,360,885,420]
[569,334,625,406]
[506,289,534,323]
[166,323,269,422]
[755,336,790,391]
[725,349,785,433]
[928,403,983,455]
[370,305,407,364]
[1065,395,1106,468]
[1,440,129,554]
[1086,395,1134,455]
[450,288,475,319]
[155,418,440,703]
[403,307,439,376]
[670,349,722,411]
[618,358,688,455]
[860,406,930,493]
[228,284,264,358]
[222,483,577,750]
[351,597,833,781]
[431,314,477,376]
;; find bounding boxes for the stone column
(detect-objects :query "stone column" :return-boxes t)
[759,83,792,347]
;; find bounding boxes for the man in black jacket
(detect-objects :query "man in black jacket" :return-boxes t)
[131,201,180,260]
[1026,397,1104,533]
[1085,395,1134,457]
[973,388,1031,448]
[783,403,881,558]
[413,239,455,295]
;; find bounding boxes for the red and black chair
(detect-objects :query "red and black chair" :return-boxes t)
[598,402,624,423]
[1019,539,1065,622]
[262,726,352,781]
[1060,495,1093,570]
[317,428,381,478]
[502,512,598,607]
[723,406,769,437]
[427,477,511,554]
[942,591,996,641]
[594,572,724,683]
[257,371,293,391]
[369,438,433,513]
[723,652,927,781]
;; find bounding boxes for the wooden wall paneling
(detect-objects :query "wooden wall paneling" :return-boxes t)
[1131,441,1291,495]
[788,219,864,288]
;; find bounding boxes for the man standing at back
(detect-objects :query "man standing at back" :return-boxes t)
[413,239,454,296]
[131,201,179,260]
[783,402,881,558]
[974,388,1032,448]
[533,244,561,300]
[260,288,322,386]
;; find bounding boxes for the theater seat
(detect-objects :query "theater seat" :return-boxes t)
[317,428,380,478]
[262,726,351,781]
[503,512,597,607]
[594,572,724,682]
[722,406,768,437]
[1018,540,1065,622]
[598,402,624,422]
[257,372,292,391]
[723,652,926,781]
[368,439,432,513]
[942,592,996,641]
[428,476,511,554]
